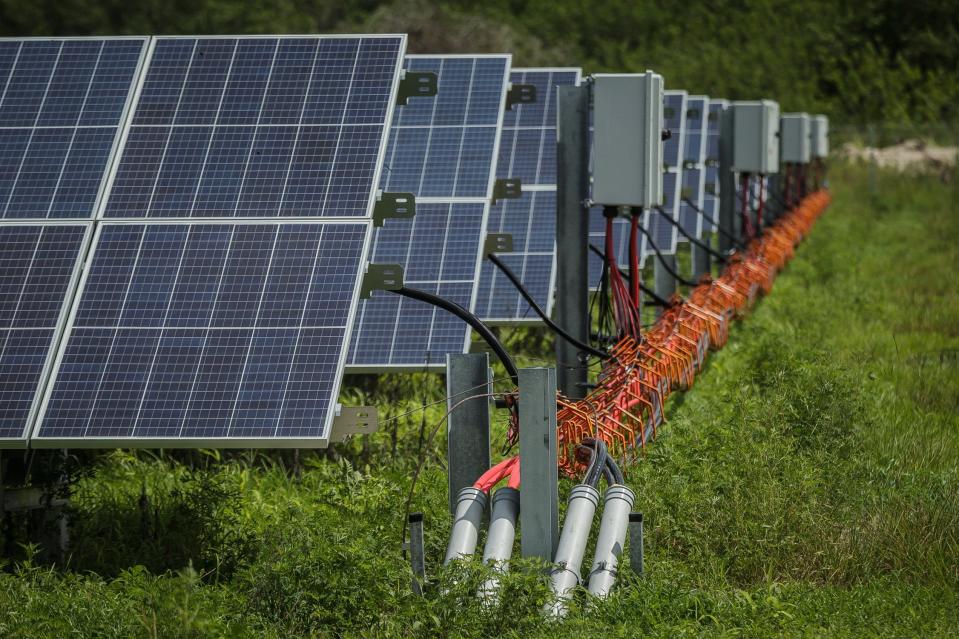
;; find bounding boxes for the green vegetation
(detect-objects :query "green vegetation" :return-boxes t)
[2,1,957,128]
[1,161,956,636]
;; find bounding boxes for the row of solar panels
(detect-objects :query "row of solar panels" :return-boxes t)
[0,34,787,450]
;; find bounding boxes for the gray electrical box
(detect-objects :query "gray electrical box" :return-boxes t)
[780,113,810,163]
[732,100,780,174]
[810,114,829,158]
[592,72,664,207]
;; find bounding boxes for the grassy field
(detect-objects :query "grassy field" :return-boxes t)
[1,161,957,637]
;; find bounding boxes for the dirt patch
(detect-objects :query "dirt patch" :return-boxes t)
[839,139,957,179]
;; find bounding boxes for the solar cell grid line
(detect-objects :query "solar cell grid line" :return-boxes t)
[347,54,510,371]
[100,34,406,220]
[0,37,148,220]
[0,221,91,447]
[33,219,370,447]
[477,67,581,324]
[678,96,709,240]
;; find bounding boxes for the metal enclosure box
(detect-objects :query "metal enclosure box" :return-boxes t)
[732,100,780,174]
[780,113,810,163]
[810,114,829,158]
[592,72,664,207]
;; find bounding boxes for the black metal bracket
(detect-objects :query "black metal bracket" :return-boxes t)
[506,83,537,110]
[372,192,415,227]
[492,178,522,204]
[484,233,514,254]
[396,71,438,106]
[360,263,404,299]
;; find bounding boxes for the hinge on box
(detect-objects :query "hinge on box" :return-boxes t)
[506,83,537,110]
[373,192,415,227]
[492,178,522,204]
[330,405,378,442]
[484,233,513,254]
[396,71,438,106]
[360,263,404,299]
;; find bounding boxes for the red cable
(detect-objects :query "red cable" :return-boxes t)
[757,177,765,232]
[740,173,755,240]
[629,212,640,307]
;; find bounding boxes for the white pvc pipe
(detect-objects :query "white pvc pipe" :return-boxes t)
[477,487,519,604]
[586,484,635,598]
[545,484,600,619]
[444,486,487,564]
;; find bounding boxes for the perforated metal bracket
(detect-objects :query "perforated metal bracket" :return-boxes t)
[329,405,379,442]
[506,83,537,110]
[704,158,719,167]
[396,71,438,106]
[682,160,696,170]
[373,191,415,227]
[360,263,404,299]
[492,178,522,203]
[484,233,514,254]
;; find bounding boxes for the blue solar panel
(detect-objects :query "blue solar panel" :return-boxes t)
[34,221,368,446]
[646,171,679,256]
[348,55,510,370]
[0,224,88,445]
[475,67,580,323]
[0,38,147,220]
[677,96,708,240]
[662,91,687,169]
[102,36,404,219]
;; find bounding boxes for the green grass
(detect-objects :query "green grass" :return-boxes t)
[1,162,957,637]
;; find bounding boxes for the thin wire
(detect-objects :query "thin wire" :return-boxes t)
[400,391,503,549]
[376,377,514,427]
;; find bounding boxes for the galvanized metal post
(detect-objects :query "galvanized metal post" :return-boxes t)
[654,254,677,315]
[718,105,737,251]
[628,512,644,575]
[408,513,426,595]
[766,172,782,223]
[555,84,590,400]
[446,352,491,515]
[519,367,559,561]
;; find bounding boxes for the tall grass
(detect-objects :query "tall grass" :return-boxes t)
[1,161,957,637]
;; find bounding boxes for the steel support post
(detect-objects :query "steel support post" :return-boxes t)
[555,84,591,399]
[654,254,677,315]
[446,352,491,514]
[718,105,738,251]
[519,367,559,561]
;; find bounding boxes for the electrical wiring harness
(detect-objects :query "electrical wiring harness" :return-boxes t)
[556,188,832,474]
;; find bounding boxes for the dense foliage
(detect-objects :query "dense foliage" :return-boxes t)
[1,162,957,636]
[1,0,957,127]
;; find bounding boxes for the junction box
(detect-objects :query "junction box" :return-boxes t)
[732,100,780,174]
[780,112,811,163]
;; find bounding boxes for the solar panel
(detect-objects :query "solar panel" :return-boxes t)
[476,67,580,323]
[32,35,407,447]
[0,37,148,220]
[678,96,708,240]
[646,168,681,257]
[34,221,369,446]
[662,91,687,170]
[102,35,404,219]
[702,99,727,229]
[0,223,89,446]
[348,55,510,370]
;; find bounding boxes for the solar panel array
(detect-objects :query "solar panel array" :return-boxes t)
[348,54,509,370]
[475,68,580,323]
[678,96,708,240]
[29,35,406,447]
[0,37,148,447]
[645,91,686,257]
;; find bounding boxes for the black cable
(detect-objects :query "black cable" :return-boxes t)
[588,244,671,307]
[653,206,729,264]
[392,286,518,385]
[486,253,610,361]
[580,438,608,488]
[605,455,624,485]
[634,223,698,287]
[681,196,747,250]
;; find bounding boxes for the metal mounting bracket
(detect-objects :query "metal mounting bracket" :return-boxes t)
[506,83,537,110]
[373,191,415,227]
[484,233,514,254]
[329,405,379,442]
[396,71,438,106]
[360,263,404,299]
[492,178,522,204]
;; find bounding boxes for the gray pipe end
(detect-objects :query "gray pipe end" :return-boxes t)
[569,483,601,507]
[456,486,488,509]
[491,486,520,506]
[603,484,635,507]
